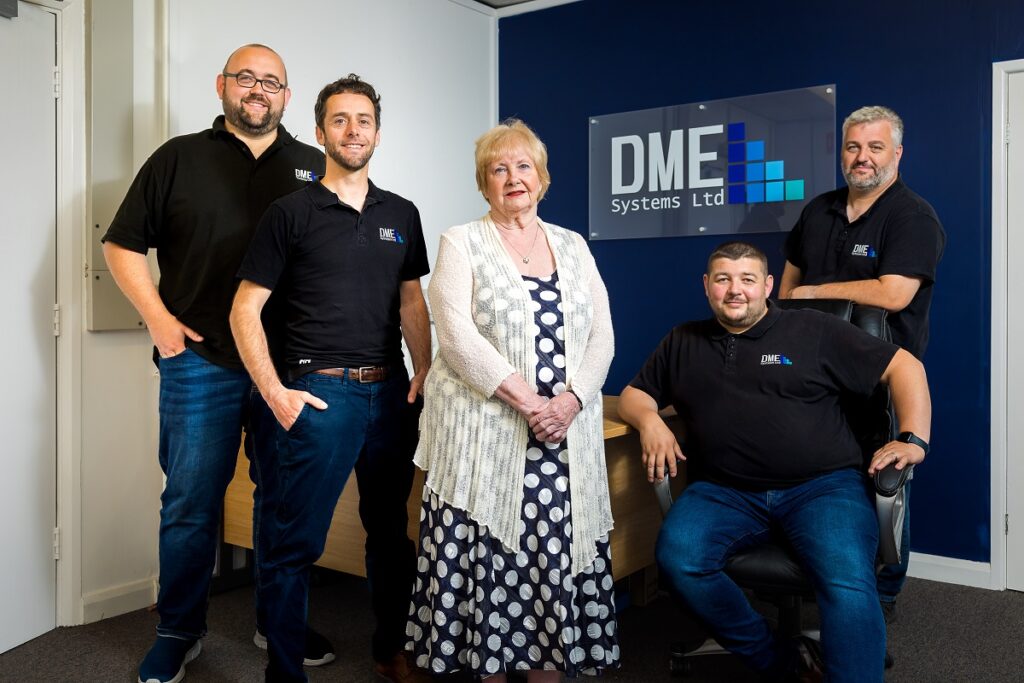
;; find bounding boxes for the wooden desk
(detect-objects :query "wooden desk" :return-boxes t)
[224,395,684,587]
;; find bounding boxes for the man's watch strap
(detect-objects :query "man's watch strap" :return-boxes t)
[897,431,930,455]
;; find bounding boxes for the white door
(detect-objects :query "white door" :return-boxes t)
[0,1,58,650]
[1006,70,1024,590]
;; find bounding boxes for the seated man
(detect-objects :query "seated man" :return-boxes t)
[618,241,931,683]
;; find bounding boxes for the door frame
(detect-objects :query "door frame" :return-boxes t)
[22,0,87,626]
[991,59,1024,591]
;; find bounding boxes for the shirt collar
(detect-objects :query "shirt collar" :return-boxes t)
[210,115,295,152]
[827,176,906,220]
[309,178,385,210]
[710,300,781,340]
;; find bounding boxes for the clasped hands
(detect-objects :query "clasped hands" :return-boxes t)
[523,392,580,444]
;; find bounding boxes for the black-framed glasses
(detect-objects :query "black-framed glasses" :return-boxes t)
[223,72,285,94]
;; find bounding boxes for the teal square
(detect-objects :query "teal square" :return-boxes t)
[765,181,784,202]
[785,179,805,201]
[746,163,764,182]
[746,140,765,161]
[765,160,784,180]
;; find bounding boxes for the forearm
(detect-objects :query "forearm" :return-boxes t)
[884,350,932,440]
[790,274,919,312]
[400,282,432,375]
[493,372,544,417]
[778,261,803,299]
[617,386,665,432]
[102,242,172,325]
[229,285,283,398]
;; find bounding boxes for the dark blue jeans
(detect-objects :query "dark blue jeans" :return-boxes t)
[156,349,253,640]
[253,369,419,683]
[876,479,911,603]
[656,469,884,683]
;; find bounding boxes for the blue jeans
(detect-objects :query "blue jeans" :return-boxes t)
[656,468,884,683]
[876,479,911,603]
[156,349,253,639]
[253,369,419,683]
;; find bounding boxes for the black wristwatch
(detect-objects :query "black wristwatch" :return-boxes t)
[897,431,930,455]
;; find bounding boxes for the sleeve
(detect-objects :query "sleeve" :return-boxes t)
[428,231,517,397]
[818,316,899,396]
[236,203,291,291]
[101,156,164,253]
[876,207,945,285]
[627,329,678,410]
[565,233,614,404]
[782,207,809,269]
[400,203,431,280]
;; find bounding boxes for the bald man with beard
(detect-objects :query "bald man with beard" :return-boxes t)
[103,44,330,683]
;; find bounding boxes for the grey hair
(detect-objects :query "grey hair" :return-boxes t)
[842,106,904,147]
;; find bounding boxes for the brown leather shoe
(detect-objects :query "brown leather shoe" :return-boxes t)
[373,652,433,682]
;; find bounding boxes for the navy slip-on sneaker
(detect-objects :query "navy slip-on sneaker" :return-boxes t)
[138,636,201,683]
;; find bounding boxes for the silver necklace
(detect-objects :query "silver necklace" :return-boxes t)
[494,217,540,264]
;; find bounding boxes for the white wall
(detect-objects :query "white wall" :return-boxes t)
[78,0,496,622]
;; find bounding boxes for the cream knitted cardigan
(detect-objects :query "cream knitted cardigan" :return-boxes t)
[415,216,615,576]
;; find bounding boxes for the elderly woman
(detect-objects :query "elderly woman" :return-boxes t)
[406,119,618,681]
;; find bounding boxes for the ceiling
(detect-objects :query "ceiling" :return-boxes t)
[472,0,537,8]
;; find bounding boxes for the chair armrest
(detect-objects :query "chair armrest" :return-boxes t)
[653,476,674,519]
[874,463,913,565]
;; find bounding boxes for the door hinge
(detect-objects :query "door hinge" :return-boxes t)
[53,304,61,337]
[52,527,60,560]
[52,66,60,99]
[1006,513,1010,535]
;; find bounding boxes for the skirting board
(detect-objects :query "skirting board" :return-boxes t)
[907,552,996,590]
[82,578,158,624]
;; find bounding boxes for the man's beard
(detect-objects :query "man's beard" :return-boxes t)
[844,159,897,191]
[223,94,282,137]
[326,139,375,172]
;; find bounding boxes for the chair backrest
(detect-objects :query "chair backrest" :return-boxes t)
[773,299,897,460]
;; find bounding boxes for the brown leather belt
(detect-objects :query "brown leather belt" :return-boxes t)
[314,366,390,383]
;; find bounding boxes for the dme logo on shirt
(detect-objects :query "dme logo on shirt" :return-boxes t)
[378,227,404,244]
[295,169,318,182]
[851,244,877,257]
[760,354,793,366]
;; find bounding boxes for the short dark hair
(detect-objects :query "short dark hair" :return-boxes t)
[314,74,381,130]
[706,241,768,276]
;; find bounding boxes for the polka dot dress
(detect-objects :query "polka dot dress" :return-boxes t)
[406,272,619,678]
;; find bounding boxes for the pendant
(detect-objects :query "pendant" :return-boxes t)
[522,256,530,264]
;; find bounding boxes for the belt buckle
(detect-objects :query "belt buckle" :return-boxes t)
[355,366,374,383]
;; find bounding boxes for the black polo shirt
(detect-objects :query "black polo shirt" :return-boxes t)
[629,305,898,490]
[102,116,325,369]
[238,180,430,379]
[783,177,945,359]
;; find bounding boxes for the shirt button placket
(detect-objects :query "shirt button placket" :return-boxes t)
[725,336,737,373]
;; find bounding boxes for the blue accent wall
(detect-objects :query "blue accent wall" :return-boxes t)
[499,0,1024,563]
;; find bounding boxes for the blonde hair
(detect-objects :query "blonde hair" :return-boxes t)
[474,118,551,203]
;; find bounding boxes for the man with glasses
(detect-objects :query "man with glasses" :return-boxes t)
[778,105,944,642]
[103,44,328,683]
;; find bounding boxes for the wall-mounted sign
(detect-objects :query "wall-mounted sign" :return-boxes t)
[588,85,835,240]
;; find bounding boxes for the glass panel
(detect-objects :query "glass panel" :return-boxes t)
[588,84,836,240]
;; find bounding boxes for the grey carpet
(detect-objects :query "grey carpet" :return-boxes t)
[1,574,1022,681]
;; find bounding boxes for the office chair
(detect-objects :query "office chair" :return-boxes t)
[652,299,911,676]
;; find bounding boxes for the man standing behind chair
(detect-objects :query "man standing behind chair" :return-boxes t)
[102,44,330,683]
[618,241,932,683]
[779,105,945,616]
[230,74,431,683]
